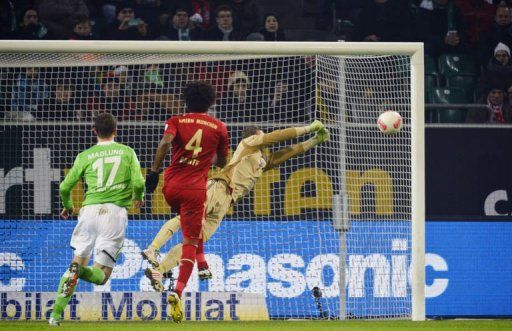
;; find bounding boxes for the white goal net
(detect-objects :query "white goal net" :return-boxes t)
[0,41,423,321]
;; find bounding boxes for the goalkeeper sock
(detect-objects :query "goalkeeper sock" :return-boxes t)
[79,266,105,285]
[157,243,182,274]
[196,240,208,270]
[174,244,196,297]
[150,217,181,250]
[50,273,73,320]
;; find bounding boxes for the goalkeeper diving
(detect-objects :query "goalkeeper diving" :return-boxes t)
[143,120,329,291]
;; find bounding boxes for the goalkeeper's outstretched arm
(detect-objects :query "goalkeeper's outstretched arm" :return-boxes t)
[265,128,329,170]
[246,120,325,148]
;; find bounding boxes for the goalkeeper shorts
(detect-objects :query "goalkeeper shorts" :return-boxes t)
[70,203,127,268]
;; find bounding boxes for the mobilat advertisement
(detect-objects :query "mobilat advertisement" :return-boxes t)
[1,220,511,320]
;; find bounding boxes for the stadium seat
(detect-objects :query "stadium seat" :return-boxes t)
[438,54,477,76]
[446,74,477,102]
[428,87,470,123]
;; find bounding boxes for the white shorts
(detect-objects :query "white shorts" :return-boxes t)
[70,203,128,268]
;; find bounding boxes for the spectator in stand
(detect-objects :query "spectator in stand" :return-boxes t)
[416,0,468,57]
[454,0,496,48]
[132,0,168,30]
[354,0,412,42]
[157,6,203,40]
[262,79,308,122]
[13,8,49,39]
[220,0,260,36]
[44,78,76,119]
[477,4,512,65]
[190,0,214,30]
[84,75,140,121]
[260,13,286,41]
[112,65,134,97]
[70,16,93,39]
[466,87,511,123]
[0,0,17,38]
[38,0,89,39]
[478,42,512,98]
[218,71,255,121]
[103,2,148,40]
[9,67,50,121]
[204,5,245,41]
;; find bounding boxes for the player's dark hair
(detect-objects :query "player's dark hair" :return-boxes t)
[94,113,117,138]
[242,126,260,139]
[183,81,216,113]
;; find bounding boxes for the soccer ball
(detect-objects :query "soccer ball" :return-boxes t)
[377,111,403,135]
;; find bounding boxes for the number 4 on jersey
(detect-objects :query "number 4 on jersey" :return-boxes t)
[185,129,203,158]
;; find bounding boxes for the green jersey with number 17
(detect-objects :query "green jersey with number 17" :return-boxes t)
[59,141,145,210]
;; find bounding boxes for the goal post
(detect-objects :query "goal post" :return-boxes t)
[0,40,425,321]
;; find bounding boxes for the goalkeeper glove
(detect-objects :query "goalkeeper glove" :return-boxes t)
[145,170,160,194]
[306,120,325,133]
[315,128,330,143]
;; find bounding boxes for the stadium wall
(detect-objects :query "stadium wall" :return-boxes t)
[1,220,511,320]
[1,125,511,319]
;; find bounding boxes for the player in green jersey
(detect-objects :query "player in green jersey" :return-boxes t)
[49,113,145,326]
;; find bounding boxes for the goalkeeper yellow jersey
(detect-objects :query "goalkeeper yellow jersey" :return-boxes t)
[211,127,306,203]
[59,141,145,210]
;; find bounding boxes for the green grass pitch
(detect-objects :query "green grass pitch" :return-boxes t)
[1,320,512,331]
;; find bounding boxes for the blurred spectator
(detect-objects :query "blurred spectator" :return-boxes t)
[38,0,89,39]
[190,0,213,29]
[103,2,148,40]
[315,0,361,31]
[454,0,495,47]
[478,42,512,98]
[112,65,134,97]
[157,7,202,40]
[132,0,167,29]
[44,78,77,119]
[354,0,412,42]
[85,76,140,121]
[260,13,286,41]
[221,0,260,36]
[416,0,468,57]
[70,16,93,39]
[218,71,255,121]
[13,8,49,40]
[8,67,50,121]
[334,19,355,41]
[0,0,17,38]
[477,4,512,65]
[143,64,165,90]
[466,87,511,123]
[204,5,245,41]
[263,79,308,122]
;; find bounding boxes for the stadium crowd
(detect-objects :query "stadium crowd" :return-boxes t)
[0,0,512,123]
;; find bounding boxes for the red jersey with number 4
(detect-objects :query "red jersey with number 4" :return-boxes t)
[163,113,229,189]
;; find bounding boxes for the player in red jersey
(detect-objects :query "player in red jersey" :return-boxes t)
[145,81,229,322]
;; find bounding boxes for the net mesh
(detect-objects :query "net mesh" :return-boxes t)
[0,51,412,320]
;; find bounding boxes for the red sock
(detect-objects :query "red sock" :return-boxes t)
[174,244,196,297]
[196,239,209,270]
